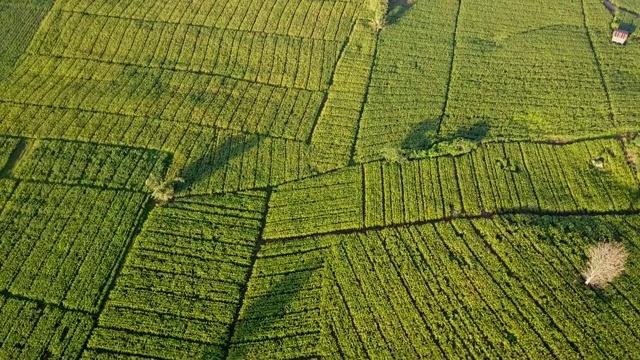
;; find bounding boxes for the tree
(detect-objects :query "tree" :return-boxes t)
[145,175,184,204]
[369,0,388,32]
[582,242,628,288]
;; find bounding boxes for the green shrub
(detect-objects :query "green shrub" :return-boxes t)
[145,175,184,203]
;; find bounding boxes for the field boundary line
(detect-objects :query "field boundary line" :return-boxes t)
[81,348,162,360]
[221,186,272,359]
[580,0,615,125]
[435,0,463,137]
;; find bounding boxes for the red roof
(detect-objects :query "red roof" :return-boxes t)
[613,30,629,39]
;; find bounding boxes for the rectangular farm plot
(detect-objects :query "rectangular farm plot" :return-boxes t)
[12,139,170,191]
[0,182,147,312]
[0,56,323,141]
[0,0,53,79]
[355,0,459,162]
[175,127,314,195]
[264,166,363,239]
[267,138,639,238]
[310,15,378,172]
[0,295,93,360]
[361,139,639,227]
[34,11,344,91]
[440,0,612,140]
[54,0,358,41]
[86,192,267,360]
[228,237,331,359]
[0,107,316,194]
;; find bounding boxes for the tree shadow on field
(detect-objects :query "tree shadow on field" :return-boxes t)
[178,134,261,191]
[449,119,490,142]
[387,0,416,25]
[211,272,312,360]
[401,118,490,153]
[401,118,440,150]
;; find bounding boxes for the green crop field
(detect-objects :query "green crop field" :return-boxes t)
[614,0,640,12]
[1,0,640,358]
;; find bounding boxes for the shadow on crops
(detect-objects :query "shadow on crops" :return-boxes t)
[387,0,415,25]
[449,119,490,142]
[619,21,637,34]
[401,118,440,150]
[401,118,489,153]
[178,134,261,191]
[217,272,312,360]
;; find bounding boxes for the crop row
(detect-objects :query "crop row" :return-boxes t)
[264,166,363,239]
[86,192,267,359]
[52,0,358,42]
[0,182,147,312]
[0,104,316,194]
[0,179,15,209]
[0,103,194,151]
[227,236,331,359]
[310,14,378,172]
[36,11,342,91]
[440,0,612,141]
[12,138,169,191]
[321,214,640,358]
[265,138,638,239]
[0,0,52,80]
[583,0,640,130]
[1,55,323,141]
[354,0,459,163]
[0,295,93,360]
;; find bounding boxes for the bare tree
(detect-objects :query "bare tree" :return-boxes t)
[582,242,628,288]
[145,175,184,204]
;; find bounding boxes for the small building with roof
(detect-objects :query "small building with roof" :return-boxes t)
[612,29,630,44]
